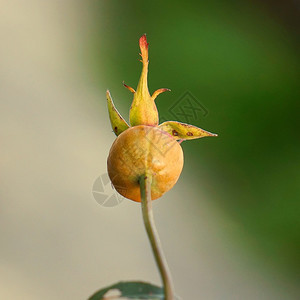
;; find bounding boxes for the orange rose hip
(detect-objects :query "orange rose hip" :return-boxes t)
[107,125,184,202]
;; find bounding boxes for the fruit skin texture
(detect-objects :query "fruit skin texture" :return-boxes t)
[107,125,184,202]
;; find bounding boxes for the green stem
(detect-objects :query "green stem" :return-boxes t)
[139,174,174,300]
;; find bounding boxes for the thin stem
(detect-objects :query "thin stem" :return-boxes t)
[139,174,174,300]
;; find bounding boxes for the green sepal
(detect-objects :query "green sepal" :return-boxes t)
[106,90,129,136]
[129,34,159,126]
[159,121,217,140]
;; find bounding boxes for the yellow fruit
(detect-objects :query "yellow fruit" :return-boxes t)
[107,125,184,202]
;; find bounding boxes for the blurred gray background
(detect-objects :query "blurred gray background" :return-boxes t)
[0,1,299,299]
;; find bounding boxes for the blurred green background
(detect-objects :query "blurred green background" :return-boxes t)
[0,0,299,299]
[92,0,300,280]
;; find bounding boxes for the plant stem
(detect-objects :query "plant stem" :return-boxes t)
[139,174,174,300]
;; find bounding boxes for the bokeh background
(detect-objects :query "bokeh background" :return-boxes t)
[1,0,299,299]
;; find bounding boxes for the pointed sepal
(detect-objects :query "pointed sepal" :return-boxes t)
[151,88,171,101]
[106,90,129,136]
[123,81,135,93]
[159,121,217,140]
[129,34,159,126]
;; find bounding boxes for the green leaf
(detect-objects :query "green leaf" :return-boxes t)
[88,281,180,300]
[159,121,217,140]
